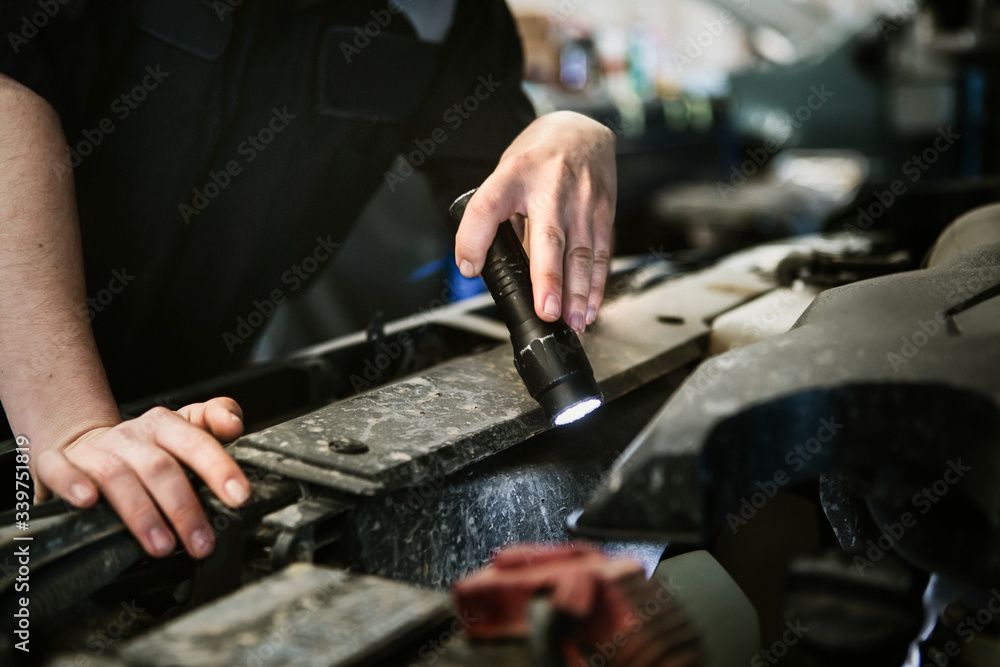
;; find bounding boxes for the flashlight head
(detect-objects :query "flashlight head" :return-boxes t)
[449,189,603,427]
[553,398,603,426]
[512,321,604,426]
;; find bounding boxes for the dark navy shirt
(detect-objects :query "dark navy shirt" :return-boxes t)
[1,0,534,400]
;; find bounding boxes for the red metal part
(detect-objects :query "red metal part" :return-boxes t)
[453,543,703,667]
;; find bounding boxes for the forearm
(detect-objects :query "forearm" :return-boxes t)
[0,74,121,456]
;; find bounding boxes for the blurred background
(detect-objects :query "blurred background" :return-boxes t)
[257,0,1000,358]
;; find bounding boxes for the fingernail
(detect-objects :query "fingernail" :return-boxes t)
[225,478,250,506]
[149,526,173,556]
[191,526,215,558]
[570,311,584,333]
[586,305,597,325]
[543,294,560,318]
[230,412,243,424]
[459,260,475,278]
[70,483,95,504]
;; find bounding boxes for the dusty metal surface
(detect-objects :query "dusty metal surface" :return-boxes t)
[114,563,452,667]
[343,371,688,588]
[575,240,1000,582]
[3,236,889,667]
[229,240,797,497]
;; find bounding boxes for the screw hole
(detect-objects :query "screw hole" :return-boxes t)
[327,437,369,454]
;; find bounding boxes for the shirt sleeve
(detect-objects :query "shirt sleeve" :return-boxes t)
[0,1,116,140]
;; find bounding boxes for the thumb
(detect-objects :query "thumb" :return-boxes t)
[454,175,524,277]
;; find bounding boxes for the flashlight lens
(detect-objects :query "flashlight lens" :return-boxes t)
[553,398,603,426]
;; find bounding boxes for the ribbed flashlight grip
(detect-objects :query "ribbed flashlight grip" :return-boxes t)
[481,222,537,328]
[448,190,535,329]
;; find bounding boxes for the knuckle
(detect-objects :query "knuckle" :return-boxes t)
[169,502,206,530]
[567,245,595,266]
[144,406,173,423]
[535,226,566,252]
[502,152,534,177]
[88,455,126,485]
[468,190,503,220]
[593,197,615,223]
[142,451,179,479]
[110,429,143,455]
[591,272,608,293]
[542,269,563,288]
[115,421,137,440]
[593,248,611,269]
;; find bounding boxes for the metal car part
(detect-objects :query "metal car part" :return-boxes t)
[111,563,452,667]
[228,236,855,499]
[574,240,1000,590]
[0,234,882,664]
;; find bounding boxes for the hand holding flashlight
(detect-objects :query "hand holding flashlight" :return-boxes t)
[450,190,603,426]
[451,111,617,333]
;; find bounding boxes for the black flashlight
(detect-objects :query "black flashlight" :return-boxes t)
[449,189,603,426]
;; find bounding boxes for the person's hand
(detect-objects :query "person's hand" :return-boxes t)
[31,397,251,559]
[454,111,616,333]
